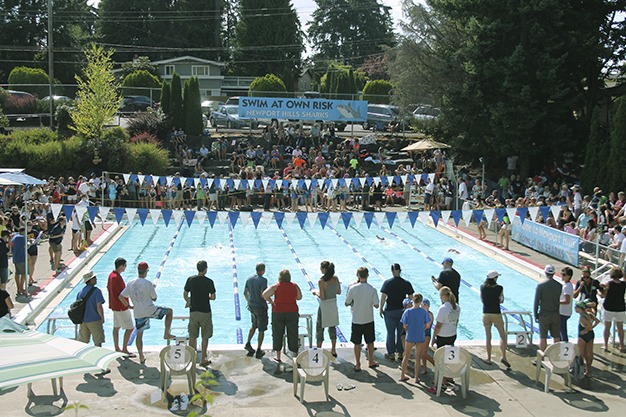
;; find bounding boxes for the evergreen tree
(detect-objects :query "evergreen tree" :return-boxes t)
[184,77,203,136]
[608,96,626,192]
[170,73,184,129]
[582,106,610,192]
[233,0,303,90]
[160,81,171,115]
[308,0,395,66]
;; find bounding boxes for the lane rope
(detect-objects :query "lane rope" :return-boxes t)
[381,224,540,335]
[228,222,244,344]
[278,226,348,344]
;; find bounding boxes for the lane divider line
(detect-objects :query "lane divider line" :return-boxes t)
[228,222,244,344]
[381,224,540,335]
[278,226,348,344]
[129,218,184,345]
[326,225,387,281]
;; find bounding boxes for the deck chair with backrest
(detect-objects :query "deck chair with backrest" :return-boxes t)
[534,341,577,393]
[433,346,472,398]
[159,345,197,398]
[293,348,333,403]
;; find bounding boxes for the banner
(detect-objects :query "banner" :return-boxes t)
[511,216,580,266]
[239,97,367,122]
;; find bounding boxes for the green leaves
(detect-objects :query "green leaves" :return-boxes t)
[70,43,121,141]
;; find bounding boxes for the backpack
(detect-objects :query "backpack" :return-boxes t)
[67,286,96,325]
[570,355,585,381]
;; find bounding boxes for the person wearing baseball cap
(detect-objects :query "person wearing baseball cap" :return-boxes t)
[480,270,510,368]
[431,257,461,302]
[119,261,175,364]
[77,271,106,347]
[534,264,563,351]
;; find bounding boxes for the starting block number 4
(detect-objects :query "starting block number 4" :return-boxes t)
[515,332,529,348]
[308,348,323,368]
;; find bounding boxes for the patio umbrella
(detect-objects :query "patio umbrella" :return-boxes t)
[401,139,451,152]
[0,317,124,390]
[0,177,20,186]
[0,171,46,185]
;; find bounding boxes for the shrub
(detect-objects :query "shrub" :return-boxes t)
[55,104,74,135]
[0,107,7,129]
[122,69,161,97]
[126,108,170,140]
[184,77,203,135]
[170,73,184,129]
[80,126,130,173]
[363,79,393,104]
[127,142,170,173]
[249,74,287,97]
[129,132,160,145]
[8,66,49,98]
[160,81,171,115]
[0,132,82,176]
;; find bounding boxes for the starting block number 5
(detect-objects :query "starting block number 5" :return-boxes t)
[170,338,187,365]
[515,332,529,348]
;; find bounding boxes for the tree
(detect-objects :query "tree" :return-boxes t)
[608,96,626,192]
[390,0,617,175]
[71,44,121,140]
[98,0,222,62]
[582,106,610,192]
[169,73,184,129]
[308,0,395,67]
[160,81,171,115]
[122,70,162,97]
[363,79,393,104]
[184,77,203,135]
[319,63,366,99]
[8,67,50,98]
[119,57,159,79]
[233,0,303,90]
[248,74,287,97]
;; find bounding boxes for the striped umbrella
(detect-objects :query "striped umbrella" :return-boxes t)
[0,317,124,390]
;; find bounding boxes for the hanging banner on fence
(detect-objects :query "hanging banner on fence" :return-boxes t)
[239,97,368,122]
[511,216,580,266]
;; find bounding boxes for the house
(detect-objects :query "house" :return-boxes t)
[297,68,315,92]
[151,56,225,99]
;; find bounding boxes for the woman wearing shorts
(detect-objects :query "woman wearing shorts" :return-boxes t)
[480,270,510,368]
[600,267,625,352]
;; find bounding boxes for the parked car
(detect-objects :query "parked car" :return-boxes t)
[412,104,441,121]
[209,105,258,129]
[41,95,72,103]
[363,104,403,130]
[225,96,240,106]
[201,100,224,116]
[1,90,38,116]
[120,95,154,113]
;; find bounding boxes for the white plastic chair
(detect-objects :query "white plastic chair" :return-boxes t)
[159,345,197,398]
[292,348,333,403]
[534,342,577,393]
[433,346,472,398]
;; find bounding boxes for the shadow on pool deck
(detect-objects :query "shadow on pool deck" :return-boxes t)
[2,343,625,417]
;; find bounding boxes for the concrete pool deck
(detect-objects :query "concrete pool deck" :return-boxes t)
[3,210,623,416]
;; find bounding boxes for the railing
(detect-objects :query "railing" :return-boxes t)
[46,316,79,339]
[221,76,256,88]
[502,311,534,348]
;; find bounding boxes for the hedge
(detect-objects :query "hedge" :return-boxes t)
[127,142,171,173]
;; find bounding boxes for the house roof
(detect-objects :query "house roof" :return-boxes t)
[151,55,225,67]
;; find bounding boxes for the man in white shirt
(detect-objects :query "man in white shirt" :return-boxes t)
[345,267,379,371]
[119,262,174,364]
[458,179,469,201]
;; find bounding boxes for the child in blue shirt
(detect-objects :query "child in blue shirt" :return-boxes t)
[400,293,432,383]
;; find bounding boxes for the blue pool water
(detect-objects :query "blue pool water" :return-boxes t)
[42,219,579,346]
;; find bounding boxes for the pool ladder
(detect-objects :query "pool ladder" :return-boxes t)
[46,316,79,339]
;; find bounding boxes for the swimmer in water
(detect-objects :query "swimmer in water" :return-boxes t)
[448,248,460,254]
[376,235,385,241]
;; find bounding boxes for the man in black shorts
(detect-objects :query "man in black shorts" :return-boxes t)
[244,263,268,358]
[183,260,216,367]
[432,257,461,302]
[345,267,380,371]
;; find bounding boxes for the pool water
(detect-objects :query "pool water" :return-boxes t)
[42,219,579,346]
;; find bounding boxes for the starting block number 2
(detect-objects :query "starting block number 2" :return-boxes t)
[515,332,529,348]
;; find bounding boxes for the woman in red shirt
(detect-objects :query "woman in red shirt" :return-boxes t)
[263,269,302,362]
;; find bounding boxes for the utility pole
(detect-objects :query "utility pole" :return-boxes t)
[47,0,54,129]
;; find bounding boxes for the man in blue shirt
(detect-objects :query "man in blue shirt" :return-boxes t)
[11,227,27,297]
[243,263,268,358]
[77,271,106,346]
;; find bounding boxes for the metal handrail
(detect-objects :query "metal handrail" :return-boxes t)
[45,316,79,339]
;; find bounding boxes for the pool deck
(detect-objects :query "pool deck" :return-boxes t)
[3,210,624,416]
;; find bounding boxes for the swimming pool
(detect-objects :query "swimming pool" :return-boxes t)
[42,217,579,346]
